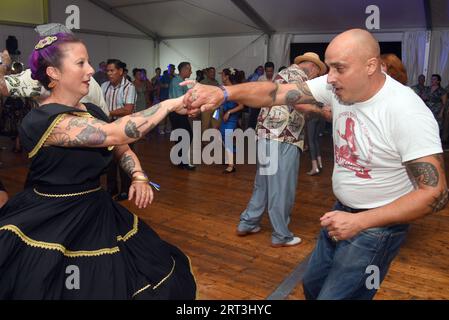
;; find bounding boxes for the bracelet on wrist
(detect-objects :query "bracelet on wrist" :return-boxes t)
[219,85,229,104]
[131,170,147,177]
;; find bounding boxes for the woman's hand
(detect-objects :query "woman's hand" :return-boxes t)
[223,111,230,122]
[128,181,154,209]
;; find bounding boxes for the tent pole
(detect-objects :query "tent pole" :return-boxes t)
[265,34,271,62]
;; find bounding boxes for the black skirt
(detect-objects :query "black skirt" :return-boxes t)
[0,183,197,299]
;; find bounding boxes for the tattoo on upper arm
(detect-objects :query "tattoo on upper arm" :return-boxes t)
[50,133,72,146]
[66,117,89,130]
[50,122,107,147]
[406,162,439,187]
[269,84,279,103]
[74,125,107,145]
[119,153,136,175]
[436,154,446,171]
[285,83,316,106]
[124,120,148,139]
[406,155,448,213]
[286,90,301,106]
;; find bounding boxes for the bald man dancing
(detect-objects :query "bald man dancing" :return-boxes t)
[183,29,448,299]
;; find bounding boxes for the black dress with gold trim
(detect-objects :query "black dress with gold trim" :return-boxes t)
[0,103,196,299]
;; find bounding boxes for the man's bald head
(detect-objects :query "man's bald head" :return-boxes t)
[324,29,386,104]
[328,29,380,63]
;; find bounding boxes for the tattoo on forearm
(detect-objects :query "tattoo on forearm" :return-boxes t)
[406,162,439,187]
[430,188,449,213]
[269,84,279,103]
[119,153,136,176]
[130,103,161,118]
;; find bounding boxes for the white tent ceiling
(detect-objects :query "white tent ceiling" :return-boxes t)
[87,0,449,40]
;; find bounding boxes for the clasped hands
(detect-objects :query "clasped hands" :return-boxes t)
[170,81,224,117]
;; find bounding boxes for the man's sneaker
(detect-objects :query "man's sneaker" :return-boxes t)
[236,226,261,237]
[271,236,302,248]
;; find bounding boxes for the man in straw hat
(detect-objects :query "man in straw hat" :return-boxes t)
[183,29,447,299]
[236,52,326,248]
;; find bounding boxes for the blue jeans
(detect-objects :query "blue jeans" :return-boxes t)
[302,201,409,300]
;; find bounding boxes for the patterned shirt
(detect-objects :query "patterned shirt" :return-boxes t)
[256,64,308,150]
[101,77,136,115]
[5,69,110,116]
[424,86,447,127]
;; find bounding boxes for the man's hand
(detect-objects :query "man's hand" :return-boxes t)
[321,105,332,121]
[181,81,224,115]
[320,210,364,241]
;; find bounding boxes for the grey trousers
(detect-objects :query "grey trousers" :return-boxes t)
[238,139,301,244]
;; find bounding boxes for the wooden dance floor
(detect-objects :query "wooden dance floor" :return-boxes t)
[0,133,448,300]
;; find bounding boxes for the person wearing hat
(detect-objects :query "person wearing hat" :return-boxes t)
[236,52,326,247]
[184,29,447,299]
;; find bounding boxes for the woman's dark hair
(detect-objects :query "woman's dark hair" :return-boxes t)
[29,33,83,90]
[222,68,245,85]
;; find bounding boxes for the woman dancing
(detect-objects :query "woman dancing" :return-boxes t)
[0,33,196,299]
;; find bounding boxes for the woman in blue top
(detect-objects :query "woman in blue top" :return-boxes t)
[219,68,244,173]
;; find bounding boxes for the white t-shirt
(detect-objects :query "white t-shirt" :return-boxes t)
[307,74,442,208]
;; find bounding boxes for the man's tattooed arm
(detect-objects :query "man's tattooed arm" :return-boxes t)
[223,81,318,108]
[353,153,448,231]
[285,82,317,106]
[405,154,449,213]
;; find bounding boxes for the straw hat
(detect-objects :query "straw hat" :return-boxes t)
[294,52,327,75]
